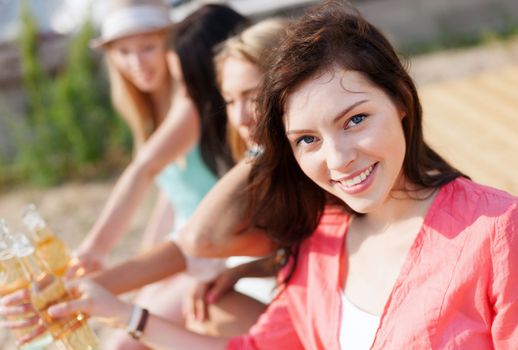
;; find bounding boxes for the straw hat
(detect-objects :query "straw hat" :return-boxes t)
[91,0,173,49]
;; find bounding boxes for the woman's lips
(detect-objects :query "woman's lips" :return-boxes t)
[332,162,378,195]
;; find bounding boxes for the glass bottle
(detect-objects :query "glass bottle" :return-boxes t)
[12,232,98,350]
[22,204,71,276]
[0,219,53,349]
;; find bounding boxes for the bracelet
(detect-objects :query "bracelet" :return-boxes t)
[127,304,149,340]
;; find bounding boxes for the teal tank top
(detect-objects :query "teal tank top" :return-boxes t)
[155,145,218,232]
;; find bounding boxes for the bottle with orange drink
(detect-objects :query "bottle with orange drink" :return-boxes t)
[22,205,71,277]
[11,232,98,350]
[0,219,53,349]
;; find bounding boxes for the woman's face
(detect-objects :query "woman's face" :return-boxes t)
[284,67,406,214]
[221,56,263,147]
[108,32,169,92]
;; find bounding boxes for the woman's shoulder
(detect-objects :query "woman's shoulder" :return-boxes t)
[434,177,517,237]
[440,177,517,216]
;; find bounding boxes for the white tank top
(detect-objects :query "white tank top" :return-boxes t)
[340,293,381,350]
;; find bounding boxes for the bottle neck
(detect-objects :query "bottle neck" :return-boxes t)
[19,253,48,282]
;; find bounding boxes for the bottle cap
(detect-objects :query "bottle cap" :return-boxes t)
[22,204,46,231]
[10,232,36,258]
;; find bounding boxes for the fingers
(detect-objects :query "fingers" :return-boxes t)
[65,255,103,280]
[0,314,40,329]
[47,298,91,318]
[0,289,30,306]
[193,283,211,322]
[0,289,35,321]
[15,322,47,347]
[66,257,90,279]
[0,303,35,317]
[48,280,93,318]
[185,282,210,322]
[207,275,234,304]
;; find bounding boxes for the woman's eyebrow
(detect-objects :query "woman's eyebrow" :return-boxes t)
[286,99,369,136]
[332,99,369,123]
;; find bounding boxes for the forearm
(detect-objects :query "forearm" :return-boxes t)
[82,161,156,255]
[140,316,229,350]
[108,303,229,350]
[186,228,275,258]
[91,241,186,295]
[83,97,200,256]
[52,282,230,350]
[178,161,275,258]
[109,301,229,350]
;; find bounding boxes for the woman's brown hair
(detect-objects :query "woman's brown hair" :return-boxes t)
[246,0,465,248]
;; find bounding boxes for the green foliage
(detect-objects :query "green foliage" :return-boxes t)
[8,1,131,186]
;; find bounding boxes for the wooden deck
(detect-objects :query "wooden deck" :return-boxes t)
[420,66,518,195]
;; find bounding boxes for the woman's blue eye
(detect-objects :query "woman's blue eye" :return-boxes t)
[296,135,315,145]
[347,114,366,128]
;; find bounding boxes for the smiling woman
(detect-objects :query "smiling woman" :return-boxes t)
[109,32,170,94]
[285,69,407,213]
[238,0,518,349]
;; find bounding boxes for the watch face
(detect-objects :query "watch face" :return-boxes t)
[130,329,142,340]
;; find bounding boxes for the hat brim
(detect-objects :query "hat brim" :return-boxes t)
[90,23,174,49]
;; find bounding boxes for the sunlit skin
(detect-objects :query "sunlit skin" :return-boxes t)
[221,56,263,147]
[108,32,169,92]
[285,66,407,215]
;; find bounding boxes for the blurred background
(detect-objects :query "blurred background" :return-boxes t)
[0,0,517,347]
[1,0,518,188]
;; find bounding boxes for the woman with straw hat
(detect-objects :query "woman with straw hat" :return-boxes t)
[91,0,174,149]
[69,2,247,348]
[68,1,244,274]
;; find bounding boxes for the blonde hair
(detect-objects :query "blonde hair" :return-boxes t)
[214,18,288,161]
[105,31,171,151]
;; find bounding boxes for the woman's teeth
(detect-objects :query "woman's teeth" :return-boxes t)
[341,165,374,187]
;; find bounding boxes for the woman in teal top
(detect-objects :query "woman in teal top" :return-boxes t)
[70,4,246,269]
[155,145,218,236]
[1,16,285,348]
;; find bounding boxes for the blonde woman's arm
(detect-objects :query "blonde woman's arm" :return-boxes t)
[81,161,274,295]
[69,90,200,276]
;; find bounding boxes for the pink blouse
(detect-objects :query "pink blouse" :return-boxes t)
[227,178,518,349]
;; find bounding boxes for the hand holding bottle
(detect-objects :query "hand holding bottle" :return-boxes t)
[0,288,47,345]
[48,278,131,328]
[66,247,106,280]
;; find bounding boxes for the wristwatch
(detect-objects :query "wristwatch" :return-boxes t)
[127,304,150,340]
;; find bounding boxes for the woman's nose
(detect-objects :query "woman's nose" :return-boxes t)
[235,101,253,127]
[325,137,356,171]
[128,52,145,70]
